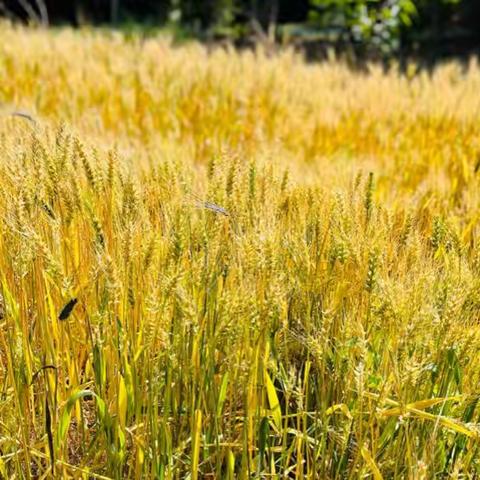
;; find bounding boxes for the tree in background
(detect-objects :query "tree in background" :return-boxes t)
[0,0,479,59]
[308,0,418,55]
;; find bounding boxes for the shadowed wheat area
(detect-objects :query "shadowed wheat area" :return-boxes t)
[1,24,480,479]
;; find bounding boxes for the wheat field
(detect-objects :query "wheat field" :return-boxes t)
[1,24,480,479]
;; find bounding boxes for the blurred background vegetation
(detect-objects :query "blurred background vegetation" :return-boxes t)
[2,0,480,60]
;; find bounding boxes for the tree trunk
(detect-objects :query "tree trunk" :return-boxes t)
[268,0,278,42]
[111,0,119,24]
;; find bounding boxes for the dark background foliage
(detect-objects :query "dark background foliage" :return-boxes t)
[2,1,480,60]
